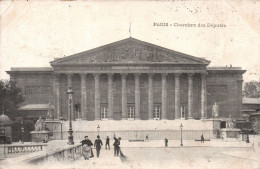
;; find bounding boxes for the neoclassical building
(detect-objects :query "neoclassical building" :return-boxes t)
[7,38,246,124]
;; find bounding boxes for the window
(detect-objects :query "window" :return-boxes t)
[153,106,161,120]
[181,106,185,119]
[128,106,135,119]
[101,107,108,120]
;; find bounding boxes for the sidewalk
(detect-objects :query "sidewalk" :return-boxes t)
[222,150,259,161]
[119,139,253,148]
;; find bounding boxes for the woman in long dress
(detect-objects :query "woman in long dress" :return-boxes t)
[81,136,94,160]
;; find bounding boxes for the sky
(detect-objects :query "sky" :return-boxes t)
[0,0,259,82]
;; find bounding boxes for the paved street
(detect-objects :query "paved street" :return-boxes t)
[1,138,259,169]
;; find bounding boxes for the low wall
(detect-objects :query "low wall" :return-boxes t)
[51,130,218,141]
[27,144,83,164]
[0,143,47,159]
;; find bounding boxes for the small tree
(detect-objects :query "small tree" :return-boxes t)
[0,79,24,119]
[243,81,260,98]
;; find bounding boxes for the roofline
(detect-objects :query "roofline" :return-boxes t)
[50,37,211,65]
[6,67,54,74]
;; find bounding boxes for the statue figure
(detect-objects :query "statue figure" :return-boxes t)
[212,102,219,118]
[226,115,233,128]
[35,116,45,131]
[46,103,54,120]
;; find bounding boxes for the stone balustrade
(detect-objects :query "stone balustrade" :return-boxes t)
[28,144,83,164]
[0,143,47,159]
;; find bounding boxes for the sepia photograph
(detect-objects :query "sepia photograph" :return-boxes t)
[0,0,259,169]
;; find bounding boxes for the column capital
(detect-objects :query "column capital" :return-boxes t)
[188,73,195,78]
[120,73,128,79]
[66,73,74,78]
[107,73,114,79]
[201,73,207,78]
[53,73,60,79]
[148,73,154,79]
[174,73,181,78]
[161,73,168,78]
[134,73,141,78]
[80,73,87,79]
[93,73,100,80]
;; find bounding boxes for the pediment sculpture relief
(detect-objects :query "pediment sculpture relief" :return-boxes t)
[62,45,197,64]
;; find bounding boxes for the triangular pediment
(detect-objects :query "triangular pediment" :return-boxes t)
[50,38,210,65]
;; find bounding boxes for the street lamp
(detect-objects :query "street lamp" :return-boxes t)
[97,125,100,135]
[180,123,183,146]
[67,87,74,145]
[21,121,24,144]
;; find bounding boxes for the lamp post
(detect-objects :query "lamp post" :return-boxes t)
[97,125,100,135]
[21,121,24,144]
[180,123,183,146]
[67,87,74,145]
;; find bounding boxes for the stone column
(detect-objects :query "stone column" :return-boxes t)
[94,74,101,120]
[108,73,114,120]
[67,73,74,120]
[54,73,61,119]
[134,73,141,120]
[148,73,154,120]
[161,73,168,120]
[80,74,87,120]
[174,73,181,119]
[237,79,243,117]
[188,73,194,119]
[201,73,207,119]
[121,73,128,120]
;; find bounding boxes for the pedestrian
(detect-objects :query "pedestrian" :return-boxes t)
[165,138,168,147]
[106,136,110,150]
[80,136,94,160]
[146,135,149,142]
[94,135,103,158]
[201,134,204,143]
[113,136,120,156]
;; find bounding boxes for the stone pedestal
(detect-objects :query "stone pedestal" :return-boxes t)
[220,128,241,142]
[30,131,50,142]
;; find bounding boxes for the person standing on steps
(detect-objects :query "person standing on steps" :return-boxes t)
[94,135,103,158]
[106,136,110,150]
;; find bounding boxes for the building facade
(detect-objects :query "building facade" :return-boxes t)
[7,38,246,122]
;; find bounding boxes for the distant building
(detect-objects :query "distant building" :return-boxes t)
[6,38,246,139]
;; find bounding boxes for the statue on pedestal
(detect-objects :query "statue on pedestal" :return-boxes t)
[46,103,54,120]
[226,115,233,128]
[212,102,219,118]
[34,116,45,131]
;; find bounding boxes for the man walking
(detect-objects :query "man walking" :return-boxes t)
[106,136,110,150]
[94,135,103,158]
[165,138,168,147]
[201,134,204,143]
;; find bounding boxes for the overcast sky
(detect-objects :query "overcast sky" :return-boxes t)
[0,0,259,81]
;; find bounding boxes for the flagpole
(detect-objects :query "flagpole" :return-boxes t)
[129,22,131,37]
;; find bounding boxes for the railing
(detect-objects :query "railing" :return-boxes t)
[0,143,47,159]
[29,144,83,164]
[8,145,43,154]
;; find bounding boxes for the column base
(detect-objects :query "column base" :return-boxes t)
[187,117,194,120]
[148,118,154,120]
[95,118,101,120]
[121,118,128,120]
[200,117,207,120]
